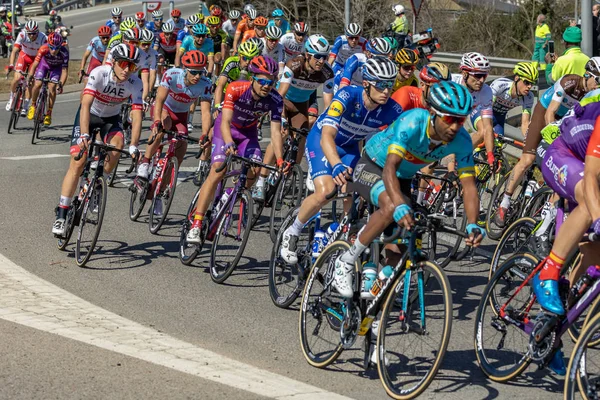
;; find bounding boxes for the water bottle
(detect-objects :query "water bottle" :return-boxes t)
[361,262,378,299]
[524,179,537,198]
[369,266,394,298]
[568,265,600,307]
[153,158,164,180]
[311,229,326,258]
[267,171,279,187]
[216,187,232,214]
[428,184,441,206]
[325,222,340,242]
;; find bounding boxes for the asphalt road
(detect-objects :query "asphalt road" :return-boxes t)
[0,89,571,400]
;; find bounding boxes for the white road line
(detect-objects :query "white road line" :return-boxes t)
[0,253,353,400]
[0,154,70,160]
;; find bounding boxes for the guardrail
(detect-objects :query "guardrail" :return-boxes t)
[431,52,529,69]
[53,0,88,12]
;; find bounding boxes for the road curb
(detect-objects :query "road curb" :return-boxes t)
[0,83,84,102]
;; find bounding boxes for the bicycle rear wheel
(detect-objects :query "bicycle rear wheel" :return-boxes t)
[12,87,23,131]
[378,260,452,399]
[75,176,108,267]
[489,217,537,279]
[149,157,178,234]
[486,171,523,240]
[31,92,45,144]
[565,311,600,400]
[209,189,253,283]
[7,87,21,134]
[269,164,303,243]
[179,189,203,265]
[298,241,347,368]
[129,178,147,221]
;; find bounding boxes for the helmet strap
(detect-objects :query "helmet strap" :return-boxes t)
[110,65,126,83]
[364,83,379,108]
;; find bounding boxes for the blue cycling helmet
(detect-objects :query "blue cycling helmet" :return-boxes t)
[272,8,284,17]
[304,34,330,55]
[428,81,473,117]
[191,23,208,36]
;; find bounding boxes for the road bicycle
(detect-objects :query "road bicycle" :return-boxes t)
[6,70,27,134]
[31,74,50,144]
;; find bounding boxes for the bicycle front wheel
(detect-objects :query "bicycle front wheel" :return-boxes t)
[269,164,303,243]
[377,260,452,399]
[31,91,46,144]
[129,178,147,221]
[149,157,179,234]
[485,171,521,240]
[75,176,108,267]
[209,189,253,283]
[489,217,537,279]
[179,189,203,265]
[56,199,78,251]
[565,311,600,400]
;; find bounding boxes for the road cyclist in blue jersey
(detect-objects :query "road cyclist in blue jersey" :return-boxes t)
[332,80,485,299]
[335,37,391,93]
[279,57,404,264]
[328,23,366,76]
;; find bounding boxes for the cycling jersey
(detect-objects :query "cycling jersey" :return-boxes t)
[156,32,177,53]
[219,56,242,92]
[280,32,305,61]
[329,34,366,74]
[165,18,185,34]
[390,85,425,111]
[235,18,252,38]
[267,19,290,34]
[339,53,367,86]
[160,68,212,113]
[451,73,493,125]
[223,80,283,129]
[209,29,228,53]
[179,35,214,56]
[490,77,534,116]
[176,27,189,44]
[34,43,69,68]
[278,55,334,103]
[539,74,585,117]
[82,64,143,118]
[14,30,46,56]
[86,35,107,62]
[145,21,163,35]
[105,19,118,34]
[392,74,419,92]
[365,108,475,179]
[222,20,237,38]
[139,46,158,73]
[261,38,285,64]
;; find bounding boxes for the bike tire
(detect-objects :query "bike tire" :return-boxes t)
[149,157,179,234]
[12,87,23,131]
[269,164,303,243]
[179,188,203,265]
[56,199,79,251]
[567,279,600,347]
[7,106,16,134]
[378,260,452,399]
[564,311,600,400]
[32,89,46,144]
[489,217,537,279]
[209,189,254,284]
[250,193,265,230]
[75,176,108,267]
[129,179,147,221]
[485,171,517,240]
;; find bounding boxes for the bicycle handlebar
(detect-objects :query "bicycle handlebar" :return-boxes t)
[381,213,476,244]
[147,130,192,146]
[287,125,310,137]
[195,135,211,159]
[74,140,134,162]
[216,153,280,174]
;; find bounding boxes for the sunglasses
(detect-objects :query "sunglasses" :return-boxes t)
[311,53,327,60]
[521,79,535,87]
[255,26,265,30]
[140,42,151,47]
[267,38,279,43]
[194,34,206,38]
[187,68,206,76]
[113,16,122,19]
[172,16,180,19]
[348,36,359,40]
[153,18,163,22]
[437,113,466,125]
[49,45,61,51]
[295,32,306,37]
[100,36,110,40]
[469,72,488,80]
[401,65,416,71]
[253,77,274,86]
[240,55,252,62]
[368,80,394,90]
[126,40,140,45]
[27,32,38,36]
[115,60,138,71]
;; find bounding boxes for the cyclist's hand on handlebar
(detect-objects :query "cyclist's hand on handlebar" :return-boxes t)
[224,141,237,156]
[150,120,163,140]
[199,135,211,149]
[77,133,90,151]
[486,151,495,166]
[7,64,13,72]
[332,163,351,186]
[277,158,292,174]
[129,145,139,159]
[394,204,415,230]
[465,223,485,247]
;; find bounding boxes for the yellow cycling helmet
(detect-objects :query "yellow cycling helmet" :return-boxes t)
[513,62,539,82]
[395,48,419,66]
[120,17,136,32]
[206,16,220,26]
[238,41,260,58]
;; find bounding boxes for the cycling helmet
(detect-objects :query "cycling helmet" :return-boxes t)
[162,22,174,33]
[419,62,451,84]
[229,10,241,20]
[393,4,405,15]
[246,8,257,20]
[191,23,208,35]
[182,50,207,69]
[365,37,391,56]
[195,13,204,20]
[395,48,419,65]
[585,57,600,77]
[112,43,140,64]
[47,32,63,47]
[248,55,279,76]
[460,52,490,72]
[247,36,265,53]
[140,29,154,44]
[98,25,111,37]
[345,23,361,36]
[254,16,268,27]
[244,4,256,15]
[0,6,5,12]
[171,9,181,17]
[120,17,136,31]
[187,14,201,26]
[238,40,260,57]
[135,12,145,21]
[123,27,140,42]
[428,81,473,117]
[294,21,309,34]
[25,20,38,33]
[49,10,57,17]
[111,7,122,17]
[272,8,284,17]
[265,25,282,40]
[304,34,330,55]
[210,5,223,16]
[206,16,221,26]
[151,10,163,19]
[383,36,399,51]
[513,61,539,82]
[362,56,398,81]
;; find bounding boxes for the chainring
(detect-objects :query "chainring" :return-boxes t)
[528,314,557,362]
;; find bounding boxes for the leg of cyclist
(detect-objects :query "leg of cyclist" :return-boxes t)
[28,78,42,119]
[137,109,169,180]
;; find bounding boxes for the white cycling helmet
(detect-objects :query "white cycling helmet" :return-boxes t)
[228,10,241,20]
[244,4,255,15]
[25,20,38,33]
[187,14,201,26]
[0,6,7,13]
[247,37,265,53]
[345,23,361,37]
[265,25,282,40]
[246,8,257,20]
[151,10,163,19]
[111,7,122,17]
[393,4,405,15]
[363,56,398,81]
[140,29,154,44]
[305,34,330,55]
[162,22,174,33]
[366,37,391,56]
[586,57,600,77]
[460,52,491,72]
[293,21,309,34]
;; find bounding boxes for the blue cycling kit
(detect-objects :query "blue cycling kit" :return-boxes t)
[330,35,366,75]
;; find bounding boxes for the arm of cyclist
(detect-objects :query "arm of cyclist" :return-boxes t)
[129,82,144,155]
[520,112,530,137]
[277,65,293,98]
[80,48,91,79]
[213,75,227,116]
[151,85,169,138]
[383,152,415,230]
[174,48,183,68]
[78,93,94,150]
[219,107,236,155]
[200,98,212,140]
[460,174,484,246]
[338,56,358,89]
[320,125,348,186]
[322,78,334,109]
[545,99,561,124]
[26,58,40,82]
[327,36,341,66]
[58,66,67,93]
[140,70,149,101]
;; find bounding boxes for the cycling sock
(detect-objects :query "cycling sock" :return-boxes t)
[287,216,304,237]
[535,201,556,237]
[46,108,52,116]
[340,236,367,264]
[416,190,425,205]
[142,157,151,164]
[191,213,205,228]
[539,251,565,281]
[500,193,511,209]
[59,195,72,208]
[256,176,265,187]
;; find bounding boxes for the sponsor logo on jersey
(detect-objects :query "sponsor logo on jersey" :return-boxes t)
[327,100,344,117]
[545,156,568,186]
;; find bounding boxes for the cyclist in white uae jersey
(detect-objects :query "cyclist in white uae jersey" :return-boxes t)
[280,22,308,61]
[52,44,143,237]
[261,25,285,74]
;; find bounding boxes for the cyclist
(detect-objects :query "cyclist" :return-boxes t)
[26,32,68,126]
[222,10,240,48]
[5,21,47,116]
[242,15,268,43]
[136,50,213,214]
[494,58,600,227]
[80,26,111,82]
[139,29,158,102]
[392,48,419,92]
[186,56,285,244]
[146,10,164,35]
[391,61,450,111]
[206,16,228,72]
[155,22,177,67]
[336,37,392,91]
[176,14,202,52]
[279,57,404,264]
[52,43,143,237]
[106,7,123,35]
[268,9,290,33]
[328,23,366,77]
[135,12,146,29]
[232,7,256,51]
[332,81,483,298]
[104,18,137,63]
[214,41,260,111]
[261,26,285,74]
[176,23,214,76]
[280,22,308,61]
[166,9,185,34]
[44,9,58,35]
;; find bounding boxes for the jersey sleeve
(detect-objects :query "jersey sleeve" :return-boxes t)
[523,93,534,114]
[198,80,214,101]
[340,56,358,86]
[204,38,214,56]
[223,81,250,110]
[385,116,412,159]
[270,94,283,122]
[61,47,69,67]
[330,36,342,57]
[551,78,567,103]
[323,76,334,94]
[587,115,600,159]
[320,87,352,129]
[279,65,294,84]
[34,45,48,63]
[130,78,144,110]
[454,131,476,178]
[83,68,102,96]
[159,70,174,90]
[86,38,95,52]
[179,36,190,52]
[14,31,23,48]
[176,30,186,44]
[235,20,246,35]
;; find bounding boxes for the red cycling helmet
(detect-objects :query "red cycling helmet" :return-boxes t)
[248,55,278,76]
[181,50,207,69]
[98,25,111,37]
[171,8,181,17]
[47,32,63,47]
[135,11,145,21]
[210,5,222,16]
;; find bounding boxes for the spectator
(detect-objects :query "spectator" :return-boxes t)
[390,4,408,35]
[593,3,600,56]
[545,26,590,84]
[532,14,551,70]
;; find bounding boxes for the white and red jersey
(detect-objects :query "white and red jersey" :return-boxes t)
[83,65,143,117]
[160,68,212,113]
[139,47,158,73]
[14,31,47,56]
[156,32,177,53]
[280,32,305,62]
